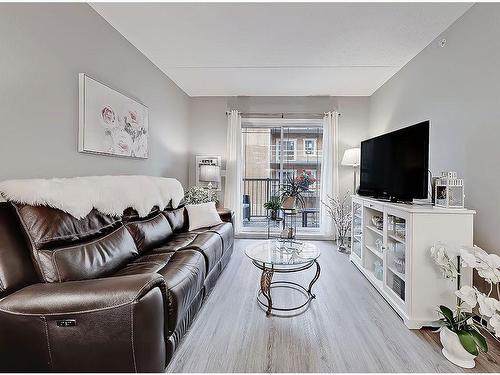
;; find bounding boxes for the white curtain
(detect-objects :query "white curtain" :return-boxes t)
[320,111,340,238]
[224,110,243,233]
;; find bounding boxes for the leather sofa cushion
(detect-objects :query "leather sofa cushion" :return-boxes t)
[163,208,188,232]
[126,213,173,253]
[157,250,205,335]
[151,221,233,255]
[36,226,139,282]
[0,203,39,297]
[201,223,234,253]
[151,232,198,253]
[181,232,223,274]
[114,249,206,337]
[14,204,120,250]
[113,253,175,277]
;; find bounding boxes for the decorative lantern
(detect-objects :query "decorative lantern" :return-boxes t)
[435,171,464,208]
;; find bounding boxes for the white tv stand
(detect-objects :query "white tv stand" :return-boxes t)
[350,196,475,329]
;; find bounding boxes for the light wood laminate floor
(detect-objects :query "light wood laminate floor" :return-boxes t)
[167,239,499,373]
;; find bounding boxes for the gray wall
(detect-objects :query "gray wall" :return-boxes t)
[0,3,190,185]
[369,3,500,254]
[189,96,370,196]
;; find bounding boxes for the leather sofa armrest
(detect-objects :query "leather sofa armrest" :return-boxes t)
[0,274,167,372]
[0,273,164,314]
[217,208,234,224]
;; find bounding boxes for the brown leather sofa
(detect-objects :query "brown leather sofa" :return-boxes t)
[0,201,233,372]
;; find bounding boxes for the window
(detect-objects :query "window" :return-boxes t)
[241,120,324,233]
[304,139,317,156]
[275,139,297,162]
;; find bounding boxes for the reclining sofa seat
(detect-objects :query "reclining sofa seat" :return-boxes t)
[0,201,234,372]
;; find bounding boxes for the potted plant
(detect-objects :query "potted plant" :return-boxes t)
[433,304,487,368]
[321,193,352,253]
[264,197,281,220]
[296,169,316,191]
[429,244,500,368]
[279,174,307,210]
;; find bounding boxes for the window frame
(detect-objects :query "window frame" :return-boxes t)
[275,138,297,162]
[303,138,317,156]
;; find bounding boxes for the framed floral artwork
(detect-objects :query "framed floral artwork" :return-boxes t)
[78,73,149,158]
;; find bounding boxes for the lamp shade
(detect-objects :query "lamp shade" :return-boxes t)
[341,148,361,166]
[199,164,221,183]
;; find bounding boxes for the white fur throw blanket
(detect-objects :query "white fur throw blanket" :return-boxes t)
[0,175,184,219]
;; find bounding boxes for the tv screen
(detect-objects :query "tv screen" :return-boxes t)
[358,121,429,201]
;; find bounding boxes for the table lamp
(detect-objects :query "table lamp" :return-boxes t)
[341,147,360,194]
[199,164,221,201]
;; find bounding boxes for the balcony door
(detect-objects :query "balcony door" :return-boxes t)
[241,118,323,235]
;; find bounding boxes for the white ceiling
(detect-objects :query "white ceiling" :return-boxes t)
[91,2,472,97]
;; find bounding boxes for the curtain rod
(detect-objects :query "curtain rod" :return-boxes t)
[225,111,341,117]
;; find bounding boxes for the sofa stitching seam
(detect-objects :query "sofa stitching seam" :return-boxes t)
[130,303,137,373]
[0,302,131,316]
[51,251,62,282]
[42,316,53,368]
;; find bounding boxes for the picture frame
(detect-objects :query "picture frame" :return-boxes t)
[78,73,149,159]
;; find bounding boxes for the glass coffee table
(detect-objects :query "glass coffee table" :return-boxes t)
[245,240,321,316]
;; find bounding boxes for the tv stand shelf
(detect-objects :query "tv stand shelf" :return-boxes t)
[350,196,475,329]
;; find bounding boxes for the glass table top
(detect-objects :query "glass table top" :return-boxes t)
[245,240,320,266]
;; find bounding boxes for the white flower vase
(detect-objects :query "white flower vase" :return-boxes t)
[440,327,476,369]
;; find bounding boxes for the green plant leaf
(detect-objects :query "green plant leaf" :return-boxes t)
[455,312,474,328]
[439,305,455,325]
[457,331,479,356]
[469,328,488,353]
[429,319,448,331]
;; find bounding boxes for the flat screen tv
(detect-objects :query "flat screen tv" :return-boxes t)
[358,121,429,202]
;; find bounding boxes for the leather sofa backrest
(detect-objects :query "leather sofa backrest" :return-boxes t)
[0,203,39,297]
[125,213,173,254]
[163,207,188,232]
[13,204,138,283]
[15,205,121,250]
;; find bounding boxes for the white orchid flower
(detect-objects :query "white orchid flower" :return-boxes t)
[477,267,500,284]
[436,249,449,266]
[487,253,500,269]
[430,243,459,279]
[490,313,500,338]
[477,292,498,317]
[460,247,477,268]
[455,285,477,308]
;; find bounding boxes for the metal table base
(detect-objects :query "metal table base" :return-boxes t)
[253,259,321,317]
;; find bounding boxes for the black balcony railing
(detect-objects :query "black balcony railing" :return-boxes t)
[242,178,321,226]
[243,178,280,218]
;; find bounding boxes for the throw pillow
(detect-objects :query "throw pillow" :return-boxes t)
[185,202,222,231]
